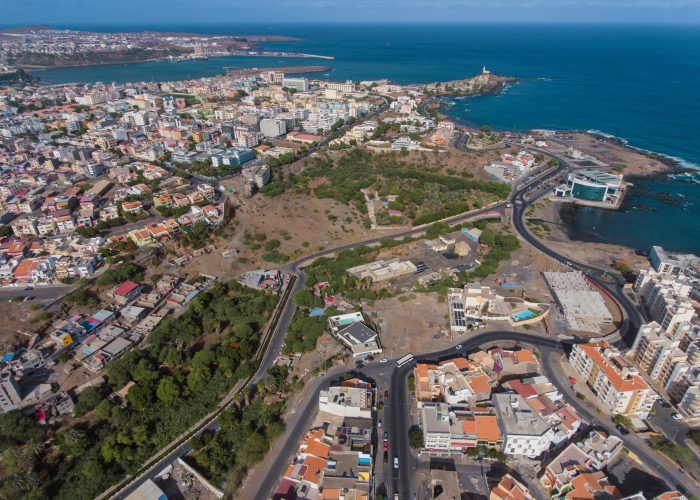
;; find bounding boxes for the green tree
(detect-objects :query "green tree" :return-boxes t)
[408,425,424,449]
[293,289,316,309]
[156,377,180,403]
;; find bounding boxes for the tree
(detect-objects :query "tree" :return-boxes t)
[156,377,180,403]
[480,124,492,134]
[408,425,424,448]
[73,387,102,416]
[293,289,316,309]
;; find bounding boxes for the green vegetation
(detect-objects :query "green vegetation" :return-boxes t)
[0,281,277,499]
[408,425,425,449]
[407,374,416,393]
[96,261,144,286]
[189,375,286,489]
[648,436,700,480]
[611,414,632,428]
[265,149,509,225]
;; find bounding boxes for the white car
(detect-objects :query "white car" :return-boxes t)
[456,344,463,350]
[672,413,683,420]
[379,358,388,364]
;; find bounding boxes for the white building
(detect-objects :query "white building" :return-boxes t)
[259,118,287,138]
[318,385,373,418]
[493,393,554,458]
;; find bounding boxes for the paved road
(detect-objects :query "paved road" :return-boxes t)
[0,283,77,302]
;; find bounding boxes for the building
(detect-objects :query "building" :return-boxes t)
[553,170,625,207]
[540,429,623,495]
[328,312,382,358]
[462,227,482,242]
[0,373,22,413]
[493,393,554,458]
[242,165,271,188]
[318,380,373,418]
[420,403,502,453]
[569,341,658,418]
[347,259,418,283]
[112,281,143,305]
[631,321,690,388]
[490,473,534,500]
[259,118,287,138]
[634,270,695,334]
[649,245,700,276]
[543,271,613,333]
[282,77,310,92]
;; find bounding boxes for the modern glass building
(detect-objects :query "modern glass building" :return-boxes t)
[554,170,624,205]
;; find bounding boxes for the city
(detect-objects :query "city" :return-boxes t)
[1,8,700,500]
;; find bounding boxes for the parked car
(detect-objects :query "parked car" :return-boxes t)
[384,390,389,398]
[379,358,388,363]
[378,419,382,428]
[616,425,630,435]
[672,413,683,420]
[393,456,399,469]
[383,452,388,464]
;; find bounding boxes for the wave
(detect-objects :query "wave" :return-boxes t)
[586,129,699,171]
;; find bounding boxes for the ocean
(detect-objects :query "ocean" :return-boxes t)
[19,23,700,254]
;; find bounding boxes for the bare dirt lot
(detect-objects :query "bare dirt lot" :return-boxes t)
[563,133,672,177]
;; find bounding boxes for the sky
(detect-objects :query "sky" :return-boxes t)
[1,0,700,25]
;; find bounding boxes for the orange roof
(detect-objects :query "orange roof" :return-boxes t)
[440,357,470,371]
[566,471,621,500]
[303,439,331,460]
[515,349,537,364]
[301,455,327,485]
[475,415,501,442]
[491,474,531,500]
[578,342,649,392]
[322,488,341,499]
[462,419,477,435]
[468,373,492,395]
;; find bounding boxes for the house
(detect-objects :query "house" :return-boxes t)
[121,200,144,215]
[111,281,142,305]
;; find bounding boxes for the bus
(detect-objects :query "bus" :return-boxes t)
[396,353,414,368]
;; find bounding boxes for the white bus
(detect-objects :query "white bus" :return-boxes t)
[396,353,414,368]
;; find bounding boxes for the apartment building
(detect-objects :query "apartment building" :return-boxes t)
[493,393,554,458]
[569,342,657,418]
[631,321,689,387]
[635,269,695,333]
[420,403,503,453]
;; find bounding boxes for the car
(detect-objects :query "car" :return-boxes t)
[616,425,630,435]
[378,419,382,428]
[379,358,388,363]
[660,400,671,408]
[384,390,389,398]
[383,452,388,464]
[456,344,463,350]
[384,431,388,440]
[24,286,33,290]
[23,296,34,301]
[679,468,685,474]
[393,456,399,469]
[672,412,683,420]
[355,360,364,368]
[646,414,655,420]
[367,355,375,362]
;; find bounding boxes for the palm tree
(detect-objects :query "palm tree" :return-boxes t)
[8,471,38,493]
[62,429,87,449]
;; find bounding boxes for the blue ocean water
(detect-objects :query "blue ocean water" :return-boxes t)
[17,23,700,253]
